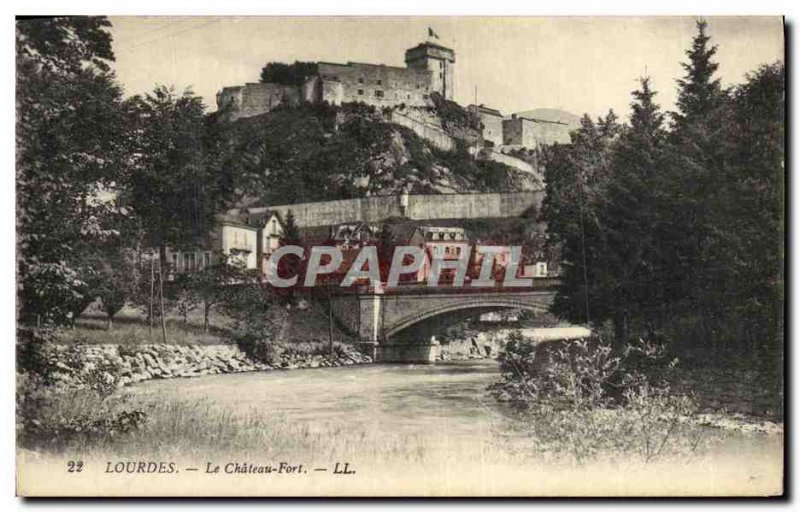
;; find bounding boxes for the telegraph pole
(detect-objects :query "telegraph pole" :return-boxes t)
[157,256,167,344]
[328,285,334,358]
[149,252,155,336]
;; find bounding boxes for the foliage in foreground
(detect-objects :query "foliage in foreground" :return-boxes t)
[492,333,709,464]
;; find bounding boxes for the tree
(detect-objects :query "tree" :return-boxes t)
[123,86,222,264]
[281,210,302,244]
[376,223,395,281]
[181,255,245,333]
[541,113,618,327]
[724,63,785,412]
[17,16,130,325]
[598,78,669,342]
[260,61,318,86]
[673,19,725,127]
[85,245,141,329]
[664,19,739,354]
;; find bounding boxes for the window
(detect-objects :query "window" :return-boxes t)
[375,90,384,98]
[171,253,179,272]
[204,252,211,268]
[376,79,382,85]
[358,77,364,84]
[407,94,410,99]
[183,253,190,272]
[439,61,443,69]
[439,72,443,78]
[357,89,364,95]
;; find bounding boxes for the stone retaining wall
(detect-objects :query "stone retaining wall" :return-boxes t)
[251,191,543,228]
[45,343,372,389]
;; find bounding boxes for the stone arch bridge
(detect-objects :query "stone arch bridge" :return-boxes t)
[329,278,559,362]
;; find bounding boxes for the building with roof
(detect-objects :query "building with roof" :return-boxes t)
[467,105,504,147]
[502,113,573,147]
[167,210,285,279]
[328,222,380,249]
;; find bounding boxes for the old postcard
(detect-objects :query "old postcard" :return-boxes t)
[15,15,784,497]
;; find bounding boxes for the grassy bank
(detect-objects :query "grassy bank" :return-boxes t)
[59,299,355,348]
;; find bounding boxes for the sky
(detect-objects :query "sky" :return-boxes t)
[107,16,784,121]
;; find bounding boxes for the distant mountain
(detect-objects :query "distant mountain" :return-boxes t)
[513,108,581,129]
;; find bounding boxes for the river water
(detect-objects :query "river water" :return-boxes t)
[127,359,783,496]
[134,359,515,443]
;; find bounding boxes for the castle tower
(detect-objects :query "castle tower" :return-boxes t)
[404,41,456,101]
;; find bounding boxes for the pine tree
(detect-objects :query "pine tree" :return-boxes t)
[542,114,617,326]
[664,19,735,353]
[281,210,302,244]
[600,78,668,342]
[674,19,724,126]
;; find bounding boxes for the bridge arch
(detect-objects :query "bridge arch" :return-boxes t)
[383,297,550,339]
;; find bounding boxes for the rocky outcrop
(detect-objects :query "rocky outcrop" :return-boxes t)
[439,327,593,361]
[42,343,372,389]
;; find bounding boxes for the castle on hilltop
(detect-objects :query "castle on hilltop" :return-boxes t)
[217,40,456,121]
[216,38,577,152]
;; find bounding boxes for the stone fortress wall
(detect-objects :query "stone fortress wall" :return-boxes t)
[309,61,433,108]
[389,110,455,151]
[246,191,543,228]
[502,115,573,147]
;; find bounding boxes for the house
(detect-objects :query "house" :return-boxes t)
[167,210,285,279]
[329,222,379,249]
[407,226,470,284]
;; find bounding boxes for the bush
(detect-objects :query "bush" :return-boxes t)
[233,326,278,365]
[492,333,707,463]
[17,377,147,451]
[17,327,60,384]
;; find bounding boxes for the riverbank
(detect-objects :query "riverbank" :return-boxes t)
[26,340,373,390]
[17,360,783,497]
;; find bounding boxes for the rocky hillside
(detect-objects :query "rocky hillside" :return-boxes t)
[212,102,539,209]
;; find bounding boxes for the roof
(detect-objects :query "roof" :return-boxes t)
[469,104,503,117]
[215,213,258,230]
[216,210,284,230]
[330,222,379,241]
[244,209,283,227]
[513,108,581,128]
[405,41,455,55]
[317,60,429,75]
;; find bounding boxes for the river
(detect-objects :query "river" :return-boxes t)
[123,358,783,496]
[133,359,516,444]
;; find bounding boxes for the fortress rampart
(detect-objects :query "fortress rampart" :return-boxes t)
[246,191,543,228]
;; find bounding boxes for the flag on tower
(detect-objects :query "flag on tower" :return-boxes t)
[428,27,439,39]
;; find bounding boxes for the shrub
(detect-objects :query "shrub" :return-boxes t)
[17,327,60,384]
[233,326,278,365]
[17,378,146,451]
[492,333,707,463]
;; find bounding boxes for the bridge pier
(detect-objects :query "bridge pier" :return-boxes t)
[376,342,440,364]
